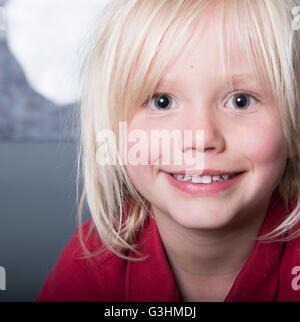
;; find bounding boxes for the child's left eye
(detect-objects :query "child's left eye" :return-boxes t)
[147,94,177,111]
[225,93,259,111]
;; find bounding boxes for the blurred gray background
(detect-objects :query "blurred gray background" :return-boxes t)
[0,141,81,301]
[0,0,93,301]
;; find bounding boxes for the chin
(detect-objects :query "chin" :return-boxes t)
[169,207,234,231]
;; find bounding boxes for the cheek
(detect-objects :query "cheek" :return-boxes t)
[126,116,164,166]
[235,117,287,174]
[125,163,159,207]
[124,119,156,197]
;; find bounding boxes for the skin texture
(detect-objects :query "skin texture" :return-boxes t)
[124,12,288,301]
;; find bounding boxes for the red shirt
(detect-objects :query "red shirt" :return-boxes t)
[36,189,300,302]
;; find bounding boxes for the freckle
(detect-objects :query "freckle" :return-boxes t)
[190,65,194,69]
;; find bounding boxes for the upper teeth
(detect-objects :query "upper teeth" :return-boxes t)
[172,174,234,183]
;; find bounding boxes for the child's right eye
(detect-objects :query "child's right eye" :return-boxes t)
[146,94,178,111]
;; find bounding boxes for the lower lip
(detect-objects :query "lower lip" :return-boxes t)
[164,172,245,196]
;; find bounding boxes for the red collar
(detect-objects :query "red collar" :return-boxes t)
[126,189,288,301]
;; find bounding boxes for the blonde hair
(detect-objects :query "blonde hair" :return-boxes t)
[76,0,300,261]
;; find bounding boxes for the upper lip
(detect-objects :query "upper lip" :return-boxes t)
[166,169,243,176]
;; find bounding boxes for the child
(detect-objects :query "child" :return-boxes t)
[36,0,300,302]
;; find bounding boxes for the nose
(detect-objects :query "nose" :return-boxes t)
[179,104,226,155]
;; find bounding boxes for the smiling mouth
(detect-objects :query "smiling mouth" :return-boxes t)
[168,172,244,184]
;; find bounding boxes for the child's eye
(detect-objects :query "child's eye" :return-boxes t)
[147,94,177,111]
[225,93,259,111]
[145,92,258,112]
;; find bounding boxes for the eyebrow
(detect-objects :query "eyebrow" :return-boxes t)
[158,73,258,86]
[230,74,258,84]
[155,73,262,95]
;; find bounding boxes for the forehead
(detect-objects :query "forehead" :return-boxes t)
[155,2,271,94]
[161,15,257,87]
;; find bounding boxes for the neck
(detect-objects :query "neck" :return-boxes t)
[152,197,271,279]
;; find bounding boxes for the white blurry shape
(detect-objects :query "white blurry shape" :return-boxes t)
[0,6,6,31]
[5,0,111,105]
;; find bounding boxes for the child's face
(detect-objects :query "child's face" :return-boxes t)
[125,18,288,231]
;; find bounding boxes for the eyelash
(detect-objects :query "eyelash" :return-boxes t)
[144,92,260,112]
